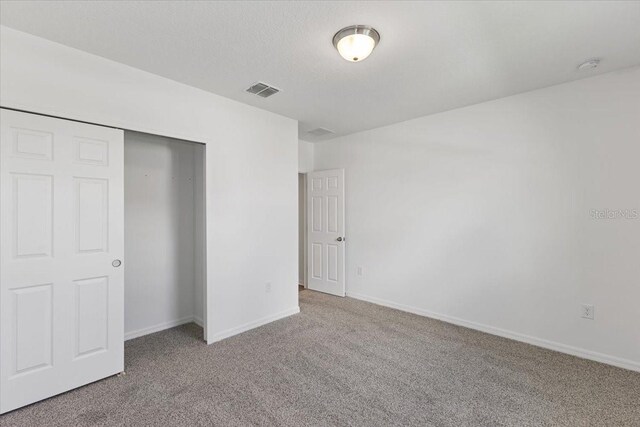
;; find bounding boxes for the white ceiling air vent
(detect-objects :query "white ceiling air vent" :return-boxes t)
[307,127,334,137]
[246,82,280,98]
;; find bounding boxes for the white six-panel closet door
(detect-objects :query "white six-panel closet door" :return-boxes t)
[0,109,125,413]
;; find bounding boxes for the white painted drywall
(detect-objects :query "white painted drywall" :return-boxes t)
[0,26,299,343]
[314,67,640,371]
[124,132,204,339]
[298,140,314,173]
[298,140,313,286]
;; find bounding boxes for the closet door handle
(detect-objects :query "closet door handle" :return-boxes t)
[112,259,122,268]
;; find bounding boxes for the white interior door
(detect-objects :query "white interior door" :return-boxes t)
[307,169,345,296]
[0,109,124,413]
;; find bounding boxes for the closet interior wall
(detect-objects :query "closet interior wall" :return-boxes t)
[124,131,205,340]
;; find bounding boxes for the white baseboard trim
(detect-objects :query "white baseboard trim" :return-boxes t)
[193,316,204,328]
[208,306,300,343]
[346,291,640,373]
[125,316,198,341]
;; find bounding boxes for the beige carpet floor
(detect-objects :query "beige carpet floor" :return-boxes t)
[2,290,639,426]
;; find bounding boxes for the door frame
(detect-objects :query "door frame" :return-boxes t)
[299,173,308,289]
[0,107,209,340]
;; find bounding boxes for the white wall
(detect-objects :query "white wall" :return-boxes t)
[0,26,300,343]
[124,132,204,339]
[297,140,314,286]
[314,67,640,371]
[298,140,314,173]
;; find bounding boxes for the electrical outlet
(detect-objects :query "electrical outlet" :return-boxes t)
[581,304,594,320]
[357,266,363,276]
[265,282,272,293]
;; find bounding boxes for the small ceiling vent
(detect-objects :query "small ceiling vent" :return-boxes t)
[307,127,334,137]
[246,82,280,98]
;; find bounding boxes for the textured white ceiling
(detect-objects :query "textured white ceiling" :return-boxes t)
[1,1,640,141]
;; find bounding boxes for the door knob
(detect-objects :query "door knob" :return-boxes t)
[336,237,344,242]
[112,259,122,268]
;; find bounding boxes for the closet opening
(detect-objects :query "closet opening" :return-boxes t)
[124,131,206,343]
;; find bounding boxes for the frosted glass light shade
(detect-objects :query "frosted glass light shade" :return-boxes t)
[333,25,380,63]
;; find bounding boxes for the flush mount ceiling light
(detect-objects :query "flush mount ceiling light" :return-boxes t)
[577,58,601,71]
[333,25,380,62]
